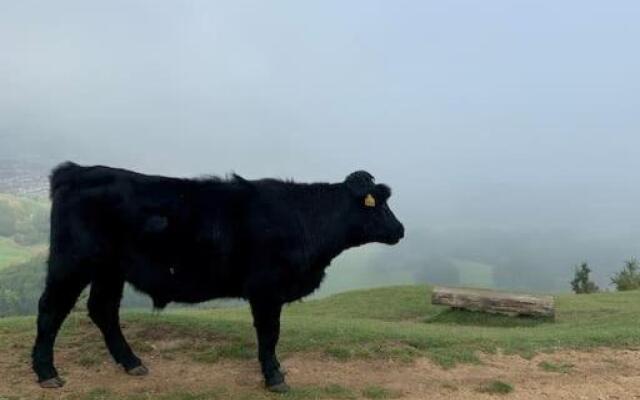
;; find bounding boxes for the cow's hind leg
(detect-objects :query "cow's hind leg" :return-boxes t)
[88,277,147,376]
[32,276,89,388]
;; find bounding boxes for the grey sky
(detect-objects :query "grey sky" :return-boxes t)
[1,1,639,290]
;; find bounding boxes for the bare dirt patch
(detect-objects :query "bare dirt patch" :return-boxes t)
[283,349,640,399]
[2,340,640,400]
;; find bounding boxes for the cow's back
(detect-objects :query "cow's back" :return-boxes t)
[48,163,252,305]
[49,163,188,251]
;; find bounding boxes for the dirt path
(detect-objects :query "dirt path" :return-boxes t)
[2,345,640,399]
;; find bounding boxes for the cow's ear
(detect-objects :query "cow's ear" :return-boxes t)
[364,194,376,207]
[345,170,375,196]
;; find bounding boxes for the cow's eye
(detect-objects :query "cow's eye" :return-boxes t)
[364,194,376,207]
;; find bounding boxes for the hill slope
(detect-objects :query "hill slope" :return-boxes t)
[0,193,49,270]
[1,285,640,399]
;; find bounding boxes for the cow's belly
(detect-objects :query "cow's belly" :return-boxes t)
[125,258,245,307]
[170,272,245,302]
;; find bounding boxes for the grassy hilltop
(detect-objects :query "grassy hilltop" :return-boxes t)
[1,194,639,399]
[1,285,639,399]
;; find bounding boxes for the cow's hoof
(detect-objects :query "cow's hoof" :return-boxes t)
[39,376,65,388]
[267,382,290,393]
[126,365,149,376]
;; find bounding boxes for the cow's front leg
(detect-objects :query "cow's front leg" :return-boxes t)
[250,298,287,392]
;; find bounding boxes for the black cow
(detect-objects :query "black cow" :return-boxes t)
[32,162,404,392]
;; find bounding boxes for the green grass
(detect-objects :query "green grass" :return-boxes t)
[538,360,574,373]
[2,285,640,370]
[58,385,358,400]
[476,380,514,395]
[361,386,402,399]
[67,387,230,400]
[285,384,356,400]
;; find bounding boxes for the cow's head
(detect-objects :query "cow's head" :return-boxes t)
[344,171,405,245]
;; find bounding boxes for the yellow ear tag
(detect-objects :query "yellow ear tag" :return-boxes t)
[364,194,376,207]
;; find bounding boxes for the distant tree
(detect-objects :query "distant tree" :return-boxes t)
[0,254,46,316]
[611,258,640,291]
[0,194,50,245]
[570,262,599,294]
[0,254,151,317]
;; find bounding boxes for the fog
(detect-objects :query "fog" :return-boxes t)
[1,1,639,293]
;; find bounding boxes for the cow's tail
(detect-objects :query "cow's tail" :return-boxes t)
[49,161,81,199]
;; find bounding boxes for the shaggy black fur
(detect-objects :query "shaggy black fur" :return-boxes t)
[31,162,404,391]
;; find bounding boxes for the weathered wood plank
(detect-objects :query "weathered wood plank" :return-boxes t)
[431,286,555,318]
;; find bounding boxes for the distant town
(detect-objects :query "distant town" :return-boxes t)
[0,159,49,197]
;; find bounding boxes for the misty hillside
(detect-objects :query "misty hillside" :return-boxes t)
[0,193,48,268]
[0,157,638,317]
